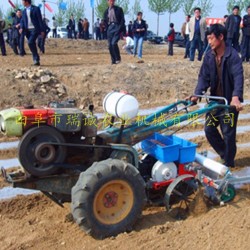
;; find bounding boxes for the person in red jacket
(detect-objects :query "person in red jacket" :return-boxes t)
[167,23,175,56]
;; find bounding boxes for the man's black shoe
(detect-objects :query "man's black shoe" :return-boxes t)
[33,61,40,66]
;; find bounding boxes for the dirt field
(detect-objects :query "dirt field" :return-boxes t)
[0,39,250,250]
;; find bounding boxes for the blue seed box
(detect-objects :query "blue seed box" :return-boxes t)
[141,133,197,163]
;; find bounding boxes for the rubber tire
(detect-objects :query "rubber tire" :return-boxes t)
[71,158,146,239]
[18,126,66,176]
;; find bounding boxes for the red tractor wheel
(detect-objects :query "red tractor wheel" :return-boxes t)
[18,126,66,176]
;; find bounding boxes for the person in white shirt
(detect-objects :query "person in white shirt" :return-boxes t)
[181,15,191,58]
[123,36,134,54]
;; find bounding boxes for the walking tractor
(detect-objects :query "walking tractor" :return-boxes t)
[1,92,250,239]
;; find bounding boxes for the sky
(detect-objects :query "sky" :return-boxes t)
[0,0,244,36]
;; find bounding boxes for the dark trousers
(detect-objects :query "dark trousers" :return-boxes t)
[168,41,174,55]
[68,29,73,39]
[107,23,121,64]
[101,31,107,40]
[190,33,204,61]
[12,36,19,54]
[0,33,6,55]
[25,29,40,62]
[184,35,190,58]
[205,108,239,167]
[37,35,45,53]
[84,30,89,40]
[227,33,240,52]
[19,32,26,55]
[241,35,250,61]
[95,28,101,40]
[52,28,57,38]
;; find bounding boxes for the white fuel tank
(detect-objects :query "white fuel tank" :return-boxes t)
[103,92,139,120]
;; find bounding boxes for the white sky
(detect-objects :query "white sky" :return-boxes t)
[0,0,243,35]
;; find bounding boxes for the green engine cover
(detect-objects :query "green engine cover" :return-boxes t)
[0,108,23,136]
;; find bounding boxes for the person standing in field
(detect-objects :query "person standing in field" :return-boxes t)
[181,15,191,59]
[20,0,45,65]
[133,12,147,63]
[189,7,207,61]
[225,5,242,52]
[167,23,175,56]
[0,16,6,56]
[104,0,125,64]
[241,5,250,62]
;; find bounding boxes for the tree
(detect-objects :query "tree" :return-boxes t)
[129,0,142,21]
[55,0,67,27]
[182,0,196,15]
[148,0,169,35]
[3,1,23,25]
[197,0,213,17]
[95,0,108,19]
[166,0,182,25]
[64,0,85,24]
[226,0,246,15]
[116,0,130,15]
[55,0,85,27]
[95,0,129,19]
[0,7,3,19]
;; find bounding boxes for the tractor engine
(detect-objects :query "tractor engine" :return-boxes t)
[0,100,99,176]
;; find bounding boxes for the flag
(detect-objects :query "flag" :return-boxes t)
[45,3,53,13]
[8,0,16,9]
[59,2,67,10]
[90,0,94,8]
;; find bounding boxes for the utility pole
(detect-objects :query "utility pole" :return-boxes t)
[92,7,94,39]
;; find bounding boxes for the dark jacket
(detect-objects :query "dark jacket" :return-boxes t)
[0,19,6,33]
[104,5,125,31]
[132,19,147,38]
[68,18,75,30]
[78,21,83,33]
[128,23,133,37]
[225,14,241,39]
[12,16,22,39]
[20,5,45,33]
[195,46,244,103]
[243,14,250,36]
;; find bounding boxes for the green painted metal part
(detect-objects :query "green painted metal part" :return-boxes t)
[220,184,236,202]
[100,100,232,145]
[0,108,23,136]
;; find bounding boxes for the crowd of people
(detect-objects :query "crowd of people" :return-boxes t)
[0,1,250,66]
[0,0,50,64]
[181,5,250,63]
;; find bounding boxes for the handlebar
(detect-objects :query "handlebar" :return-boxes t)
[190,94,228,106]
